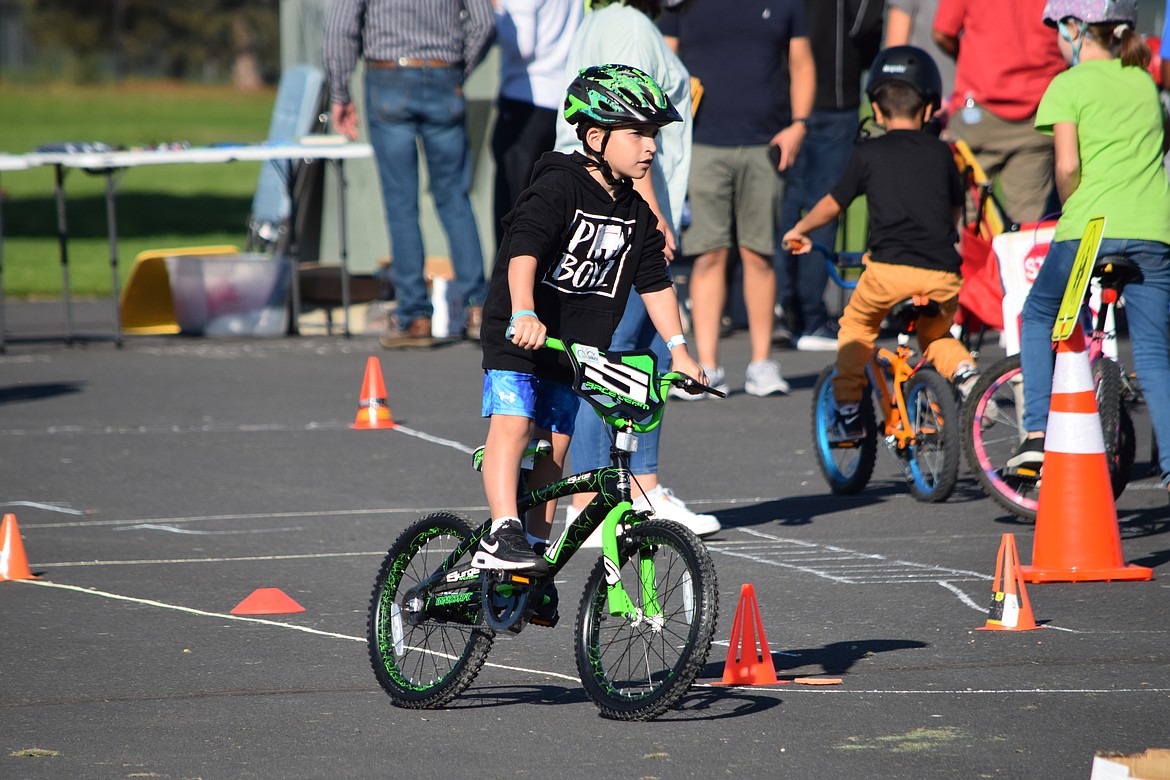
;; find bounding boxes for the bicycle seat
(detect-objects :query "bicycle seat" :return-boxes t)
[889,295,942,332]
[1093,255,1141,291]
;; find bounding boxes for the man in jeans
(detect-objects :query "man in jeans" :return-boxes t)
[324,0,493,347]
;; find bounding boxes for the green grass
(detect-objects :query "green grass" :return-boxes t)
[1,82,276,297]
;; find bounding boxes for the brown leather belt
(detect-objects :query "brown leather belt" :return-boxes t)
[367,58,457,69]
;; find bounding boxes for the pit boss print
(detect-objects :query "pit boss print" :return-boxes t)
[542,209,634,298]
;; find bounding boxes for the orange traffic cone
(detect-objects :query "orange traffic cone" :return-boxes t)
[1021,326,1152,583]
[977,533,1038,631]
[0,513,36,582]
[230,588,305,615]
[713,584,787,686]
[350,356,396,430]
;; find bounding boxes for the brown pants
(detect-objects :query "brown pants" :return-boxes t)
[833,261,974,404]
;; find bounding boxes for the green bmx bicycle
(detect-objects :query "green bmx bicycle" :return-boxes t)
[367,337,722,720]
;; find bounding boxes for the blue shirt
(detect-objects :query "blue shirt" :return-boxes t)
[659,0,809,146]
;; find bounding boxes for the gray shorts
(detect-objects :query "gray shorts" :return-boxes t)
[684,143,784,257]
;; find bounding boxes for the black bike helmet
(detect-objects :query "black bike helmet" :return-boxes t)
[865,45,943,113]
[564,63,682,128]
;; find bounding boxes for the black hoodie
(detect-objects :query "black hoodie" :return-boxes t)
[481,151,671,384]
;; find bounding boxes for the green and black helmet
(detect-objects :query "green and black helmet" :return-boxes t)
[564,64,682,128]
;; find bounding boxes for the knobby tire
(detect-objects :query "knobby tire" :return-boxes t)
[574,519,718,721]
[368,512,493,709]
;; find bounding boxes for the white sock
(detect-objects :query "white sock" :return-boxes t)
[490,516,520,534]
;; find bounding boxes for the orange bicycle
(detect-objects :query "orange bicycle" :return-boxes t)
[807,246,962,502]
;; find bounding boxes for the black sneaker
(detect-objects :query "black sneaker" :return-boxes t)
[530,580,559,628]
[472,520,548,572]
[953,367,980,402]
[1006,437,1045,470]
[832,404,865,441]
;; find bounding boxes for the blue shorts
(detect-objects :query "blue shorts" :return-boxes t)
[481,370,580,435]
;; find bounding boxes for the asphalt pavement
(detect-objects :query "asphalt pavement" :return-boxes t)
[1,300,1168,779]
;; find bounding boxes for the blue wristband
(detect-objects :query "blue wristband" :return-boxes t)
[509,309,537,324]
[666,334,686,350]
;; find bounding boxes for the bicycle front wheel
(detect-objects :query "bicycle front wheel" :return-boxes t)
[575,519,718,721]
[368,512,493,709]
[810,365,877,494]
[961,356,1038,520]
[903,369,961,502]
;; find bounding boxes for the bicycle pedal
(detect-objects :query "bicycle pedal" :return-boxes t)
[529,614,559,628]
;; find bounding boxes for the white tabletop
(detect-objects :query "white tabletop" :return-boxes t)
[25,140,373,170]
[0,153,34,172]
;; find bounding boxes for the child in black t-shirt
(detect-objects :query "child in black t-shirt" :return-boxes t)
[782,46,977,439]
[473,64,704,574]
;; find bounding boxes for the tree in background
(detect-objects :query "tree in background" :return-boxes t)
[17,0,279,88]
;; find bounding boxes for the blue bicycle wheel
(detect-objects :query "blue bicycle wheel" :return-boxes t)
[903,369,961,502]
[810,365,877,494]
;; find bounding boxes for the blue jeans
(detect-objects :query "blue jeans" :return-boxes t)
[776,108,858,336]
[365,66,486,329]
[568,293,666,476]
[1019,238,1170,483]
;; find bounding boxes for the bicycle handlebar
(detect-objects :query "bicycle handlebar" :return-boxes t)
[505,330,725,398]
[781,240,864,290]
[541,336,726,398]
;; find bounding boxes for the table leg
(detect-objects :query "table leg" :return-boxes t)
[53,164,74,345]
[0,175,6,354]
[334,159,352,338]
[103,170,124,348]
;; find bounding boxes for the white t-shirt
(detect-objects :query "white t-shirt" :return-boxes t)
[553,4,693,235]
[495,0,584,110]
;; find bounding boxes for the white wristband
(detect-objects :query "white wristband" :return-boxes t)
[665,334,686,350]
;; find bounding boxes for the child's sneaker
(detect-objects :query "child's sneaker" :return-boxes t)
[745,359,790,396]
[472,519,548,572]
[1006,437,1045,471]
[530,580,559,627]
[633,485,721,537]
[832,402,866,441]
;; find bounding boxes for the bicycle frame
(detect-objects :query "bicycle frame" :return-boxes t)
[867,343,933,450]
[446,338,701,624]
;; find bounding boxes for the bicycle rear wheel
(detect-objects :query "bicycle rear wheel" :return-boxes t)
[903,369,961,502]
[1093,358,1134,498]
[575,519,718,721]
[811,365,877,494]
[368,512,493,709]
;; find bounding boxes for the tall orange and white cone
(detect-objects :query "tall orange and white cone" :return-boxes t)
[1021,326,1151,583]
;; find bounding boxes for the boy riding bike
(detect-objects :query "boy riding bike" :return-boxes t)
[782,46,977,439]
[474,64,704,573]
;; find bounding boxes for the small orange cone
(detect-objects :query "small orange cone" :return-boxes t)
[350,356,396,430]
[1021,326,1152,583]
[977,533,1039,631]
[712,584,787,686]
[230,588,305,615]
[0,513,37,582]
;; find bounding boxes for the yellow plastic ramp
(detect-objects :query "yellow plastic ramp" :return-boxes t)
[120,245,240,334]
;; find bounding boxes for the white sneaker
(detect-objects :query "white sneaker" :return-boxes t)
[632,485,721,537]
[565,503,604,548]
[744,359,790,397]
[795,332,839,352]
[669,364,727,400]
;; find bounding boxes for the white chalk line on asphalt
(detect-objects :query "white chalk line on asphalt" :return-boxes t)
[16,579,580,683]
[17,579,1161,696]
[0,421,475,457]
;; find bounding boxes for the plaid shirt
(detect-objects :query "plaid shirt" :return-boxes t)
[323,0,495,104]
